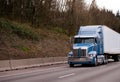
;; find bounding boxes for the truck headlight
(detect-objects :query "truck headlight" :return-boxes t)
[88,51,96,58]
[68,51,73,57]
[89,54,96,57]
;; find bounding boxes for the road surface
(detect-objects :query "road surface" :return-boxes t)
[0,61,120,82]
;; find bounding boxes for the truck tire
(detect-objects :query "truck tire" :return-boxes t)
[103,59,108,64]
[113,55,120,62]
[93,57,98,66]
[69,64,74,67]
[103,55,108,64]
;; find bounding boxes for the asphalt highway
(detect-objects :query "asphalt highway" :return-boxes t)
[0,61,120,82]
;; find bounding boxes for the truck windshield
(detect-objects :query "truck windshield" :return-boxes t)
[74,38,95,44]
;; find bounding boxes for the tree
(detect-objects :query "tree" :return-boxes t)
[0,0,120,34]
[116,10,120,20]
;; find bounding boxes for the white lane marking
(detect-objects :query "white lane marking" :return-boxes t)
[0,66,66,78]
[58,73,75,79]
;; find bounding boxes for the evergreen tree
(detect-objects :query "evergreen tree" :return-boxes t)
[116,10,120,20]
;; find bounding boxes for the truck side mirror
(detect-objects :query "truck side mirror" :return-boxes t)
[68,37,73,50]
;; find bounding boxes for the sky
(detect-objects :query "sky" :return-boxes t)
[85,0,120,14]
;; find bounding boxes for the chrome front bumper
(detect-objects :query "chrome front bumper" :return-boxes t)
[68,57,92,62]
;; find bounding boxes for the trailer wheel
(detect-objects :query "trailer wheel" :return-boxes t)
[113,55,120,62]
[117,55,120,61]
[119,55,120,61]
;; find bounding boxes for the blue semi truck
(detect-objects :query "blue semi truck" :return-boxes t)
[68,25,120,67]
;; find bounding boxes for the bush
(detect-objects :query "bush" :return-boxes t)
[53,27,68,35]
[13,45,30,52]
[0,18,39,41]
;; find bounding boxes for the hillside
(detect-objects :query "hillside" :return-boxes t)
[0,18,70,60]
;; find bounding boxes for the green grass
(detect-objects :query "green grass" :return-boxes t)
[13,45,30,52]
[53,27,68,34]
[0,18,39,41]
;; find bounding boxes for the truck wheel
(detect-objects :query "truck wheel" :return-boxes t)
[118,55,120,61]
[103,59,108,64]
[113,55,120,62]
[69,64,74,67]
[93,57,98,66]
[103,55,108,64]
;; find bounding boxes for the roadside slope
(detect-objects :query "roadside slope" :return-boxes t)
[0,18,70,60]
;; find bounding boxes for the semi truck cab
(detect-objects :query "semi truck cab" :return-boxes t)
[68,26,107,67]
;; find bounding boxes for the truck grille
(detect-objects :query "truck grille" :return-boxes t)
[81,49,86,57]
[73,49,78,57]
[73,49,87,57]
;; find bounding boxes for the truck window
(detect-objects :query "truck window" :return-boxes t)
[74,38,82,43]
[74,38,95,44]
